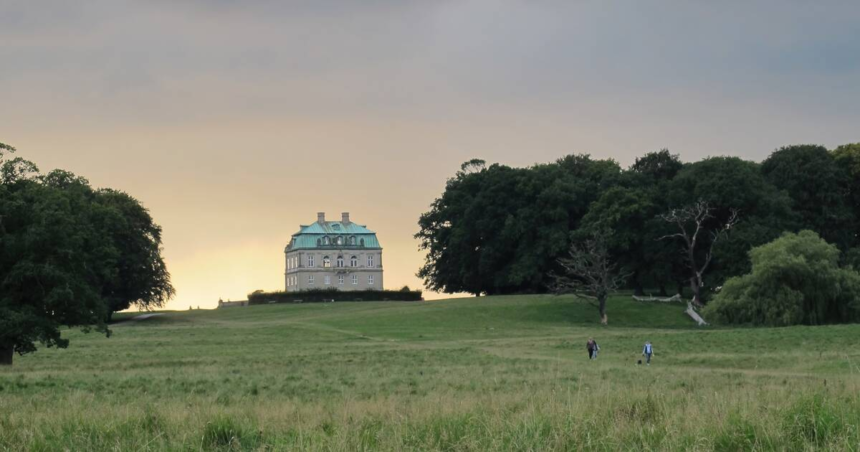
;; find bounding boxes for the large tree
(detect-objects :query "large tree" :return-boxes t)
[705,231,860,326]
[416,155,620,296]
[0,144,173,365]
[94,189,174,320]
[577,186,656,295]
[659,200,739,306]
[762,145,854,250]
[666,156,796,285]
[576,150,685,296]
[833,143,860,250]
[551,229,628,325]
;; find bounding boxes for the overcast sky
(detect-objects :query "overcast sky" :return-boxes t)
[2,1,859,309]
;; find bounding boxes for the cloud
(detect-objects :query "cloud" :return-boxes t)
[2,0,859,307]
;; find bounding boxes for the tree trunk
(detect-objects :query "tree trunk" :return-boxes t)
[0,344,12,366]
[633,281,644,297]
[598,296,608,325]
[689,278,703,307]
[676,282,685,297]
[658,284,668,297]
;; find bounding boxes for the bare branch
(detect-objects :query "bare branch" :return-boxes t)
[549,229,630,324]
[657,200,740,305]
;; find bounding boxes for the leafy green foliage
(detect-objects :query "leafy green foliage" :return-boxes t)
[577,186,658,294]
[418,146,860,304]
[705,231,860,326]
[667,156,797,285]
[833,143,860,249]
[416,155,620,296]
[0,144,173,364]
[93,189,174,318]
[762,145,854,249]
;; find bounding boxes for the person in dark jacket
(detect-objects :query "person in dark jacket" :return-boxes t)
[586,338,599,360]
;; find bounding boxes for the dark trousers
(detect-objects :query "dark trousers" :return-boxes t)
[588,349,596,359]
[645,353,652,364]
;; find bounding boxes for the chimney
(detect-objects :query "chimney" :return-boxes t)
[342,212,351,225]
[317,212,325,224]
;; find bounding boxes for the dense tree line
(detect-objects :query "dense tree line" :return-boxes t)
[0,143,174,365]
[417,145,860,303]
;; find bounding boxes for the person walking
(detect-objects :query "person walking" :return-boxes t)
[642,341,654,365]
[587,338,597,360]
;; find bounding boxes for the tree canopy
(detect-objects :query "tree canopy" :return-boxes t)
[704,231,860,326]
[0,144,173,365]
[417,144,859,310]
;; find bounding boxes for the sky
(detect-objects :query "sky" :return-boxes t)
[2,1,859,310]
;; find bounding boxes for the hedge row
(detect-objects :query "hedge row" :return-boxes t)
[247,288,423,304]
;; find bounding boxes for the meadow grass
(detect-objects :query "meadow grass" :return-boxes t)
[2,294,860,450]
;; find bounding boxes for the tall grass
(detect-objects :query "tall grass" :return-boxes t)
[2,295,860,450]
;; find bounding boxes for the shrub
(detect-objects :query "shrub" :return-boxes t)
[247,288,423,304]
[705,231,860,326]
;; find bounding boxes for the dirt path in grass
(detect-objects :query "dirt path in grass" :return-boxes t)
[113,313,164,326]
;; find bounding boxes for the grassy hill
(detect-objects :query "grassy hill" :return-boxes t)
[2,294,860,450]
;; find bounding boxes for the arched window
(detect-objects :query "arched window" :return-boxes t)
[350,255,358,267]
[337,236,343,245]
[360,238,365,247]
[349,236,356,245]
[316,238,321,246]
[323,236,331,245]
[336,255,344,268]
[323,256,331,268]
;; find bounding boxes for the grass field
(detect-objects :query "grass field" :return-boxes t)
[2,294,860,451]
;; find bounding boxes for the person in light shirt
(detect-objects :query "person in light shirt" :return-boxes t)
[642,341,654,365]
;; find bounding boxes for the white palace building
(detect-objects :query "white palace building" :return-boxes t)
[284,212,383,292]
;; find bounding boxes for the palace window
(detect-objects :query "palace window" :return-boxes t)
[352,274,358,285]
[367,255,374,268]
[368,275,374,285]
[337,236,344,245]
[323,236,331,245]
[336,255,344,268]
[324,276,331,285]
[360,238,365,247]
[308,255,315,267]
[308,275,315,285]
[338,275,344,285]
[323,256,331,268]
[349,236,356,245]
[350,255,358,267]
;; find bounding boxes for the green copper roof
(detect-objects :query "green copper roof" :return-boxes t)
[287,221,382,251]
[297,222,375,235]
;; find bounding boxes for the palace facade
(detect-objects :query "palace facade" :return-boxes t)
[284,212,383,292]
